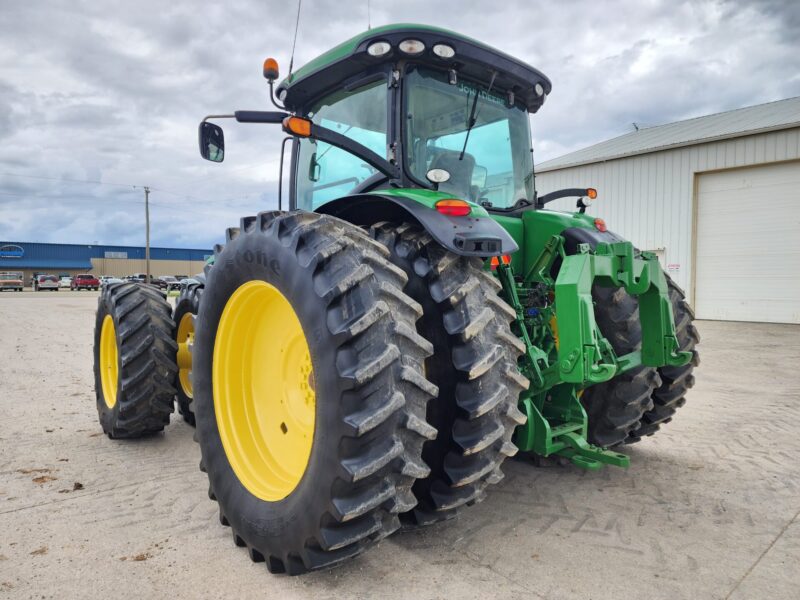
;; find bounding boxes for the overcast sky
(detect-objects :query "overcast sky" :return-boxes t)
[1,0,798,249]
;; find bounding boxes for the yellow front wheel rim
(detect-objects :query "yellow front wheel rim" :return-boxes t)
[176,312,194,398]
[213,280,315,502]
[99,314,119,408]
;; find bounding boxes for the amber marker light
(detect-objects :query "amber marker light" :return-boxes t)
[489,255,511,270]
[435,199,471,217]
[282,116,312,137]
[263,58,280,82]
[594,218,607,232]
[587,187,597,199]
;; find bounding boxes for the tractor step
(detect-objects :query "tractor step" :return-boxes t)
[549,422,584,437]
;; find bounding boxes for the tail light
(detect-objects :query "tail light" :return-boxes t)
[435,199,471,217]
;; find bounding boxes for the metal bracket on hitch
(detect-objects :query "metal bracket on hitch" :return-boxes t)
[514,388,630,471]
[557,432,630,470]
[555,241,692,379]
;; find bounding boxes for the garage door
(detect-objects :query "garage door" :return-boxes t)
[695,160,800,323]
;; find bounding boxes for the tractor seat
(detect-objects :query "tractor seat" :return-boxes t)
[430,150,476,200]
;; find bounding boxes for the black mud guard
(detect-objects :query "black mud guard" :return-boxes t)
[550,226,628,281]
[315,193,518,257]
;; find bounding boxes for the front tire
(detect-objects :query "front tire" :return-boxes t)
[579,285,661,448]
[173,282,203,426]
[627,277,699,441]
[194,212,437,574]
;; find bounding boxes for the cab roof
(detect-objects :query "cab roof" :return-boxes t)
[276,24,552,113]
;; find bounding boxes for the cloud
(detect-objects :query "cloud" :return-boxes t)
[1,0,798,248]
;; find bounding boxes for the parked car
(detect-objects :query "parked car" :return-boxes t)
[158,275,181,290]
[0,272,23,292]
[35,274,59,292]
[101,277,125,287]
[178,276,201,291]
[59,276,72,288]
[127,273,167,290]
[71,273,100,291]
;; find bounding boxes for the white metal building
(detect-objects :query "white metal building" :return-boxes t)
[535,97,800,324]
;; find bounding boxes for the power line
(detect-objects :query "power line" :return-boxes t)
[0,191,271,221]
[0,171,237,205]
[0,172,138,189]
[0,190,140,203]
[173,162,279,193]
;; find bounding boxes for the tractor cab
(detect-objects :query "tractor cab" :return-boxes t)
[200,24,555,216]
[274,24,551,212]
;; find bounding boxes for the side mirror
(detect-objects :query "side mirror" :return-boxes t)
[199,122,225,162]
[471,165,488,188]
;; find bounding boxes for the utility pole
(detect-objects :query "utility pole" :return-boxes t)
[144,186,151,283]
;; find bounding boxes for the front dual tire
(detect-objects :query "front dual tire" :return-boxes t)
[173,282,203,426]
[193,212,437,574]
[580,276,699,447]
[93,283,176,438]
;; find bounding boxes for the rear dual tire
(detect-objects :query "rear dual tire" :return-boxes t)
[371,222,528,525]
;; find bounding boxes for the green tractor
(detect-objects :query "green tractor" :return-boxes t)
[92,24,699,575]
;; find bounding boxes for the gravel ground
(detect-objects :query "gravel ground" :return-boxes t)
[1,291,798,599]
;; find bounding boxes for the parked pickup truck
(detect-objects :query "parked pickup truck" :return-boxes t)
[71,273,100,291]
[0,272,23,292]
[158,275,181,290]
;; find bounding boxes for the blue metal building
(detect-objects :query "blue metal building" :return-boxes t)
[0,241,211,282]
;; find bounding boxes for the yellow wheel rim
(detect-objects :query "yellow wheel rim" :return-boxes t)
[213,280,315,501]
[99,314,119,408]
[176,312,194,398]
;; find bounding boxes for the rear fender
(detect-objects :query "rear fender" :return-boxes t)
[315,193,518,257]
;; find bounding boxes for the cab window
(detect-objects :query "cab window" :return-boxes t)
[404,67,534,208]
[295,79,388,210]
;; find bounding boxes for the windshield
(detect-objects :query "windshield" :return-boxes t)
[404,67,534,208]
